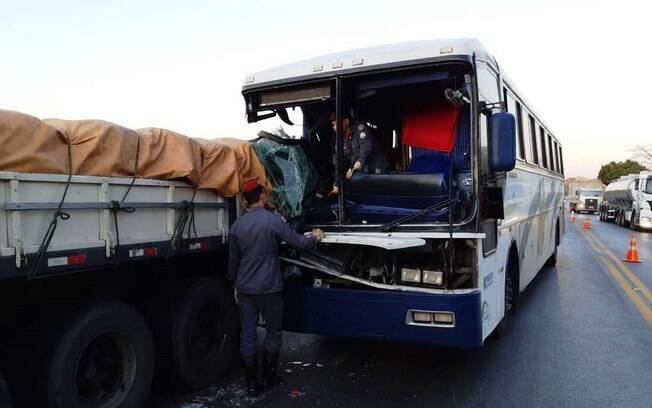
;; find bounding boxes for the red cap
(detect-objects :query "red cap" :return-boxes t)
[241,178,260,194]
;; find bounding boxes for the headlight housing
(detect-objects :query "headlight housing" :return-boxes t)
[400,268,421,283]
[400,267,444,286]
[423,269,444,285]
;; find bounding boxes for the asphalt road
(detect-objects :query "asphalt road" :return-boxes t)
[152,214,652,408]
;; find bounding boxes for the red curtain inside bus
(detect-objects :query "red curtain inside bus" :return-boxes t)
[402,103,461,152]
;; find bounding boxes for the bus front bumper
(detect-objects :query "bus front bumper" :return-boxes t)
[283,284,483,348]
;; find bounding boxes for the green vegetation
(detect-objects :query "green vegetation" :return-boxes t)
[597,160,648,185]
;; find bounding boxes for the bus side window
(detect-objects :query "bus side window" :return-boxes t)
[504,90,523,160]
[539,126,548,169]
[558,145,564,175]
[547,134,554,172]
[529,115,538,165]
[477,63,499,102]
[515,102,526,160]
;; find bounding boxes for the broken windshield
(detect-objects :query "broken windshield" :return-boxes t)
[245,64,476,229]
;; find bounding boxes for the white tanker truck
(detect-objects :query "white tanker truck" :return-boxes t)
[599,171,652,230]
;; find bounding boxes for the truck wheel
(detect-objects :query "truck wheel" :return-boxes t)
[46,301,155,408]
[157,277,239,389]
[630,211,638,231]
[0,369,12,408]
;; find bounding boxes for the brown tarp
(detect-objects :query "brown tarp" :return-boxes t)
[44,118,140,178]
[193,139,241,197]
[136,127,203,187]
[1,110,268,198]
[0,110,69,174]
[212,138,270,189]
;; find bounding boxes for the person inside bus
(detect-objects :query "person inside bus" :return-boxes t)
[329,114,389,196]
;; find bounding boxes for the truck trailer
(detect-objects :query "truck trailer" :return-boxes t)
[599,171,652,230]
[0,112,257,407]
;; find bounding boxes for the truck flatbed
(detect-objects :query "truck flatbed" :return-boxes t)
[0,171,230,280]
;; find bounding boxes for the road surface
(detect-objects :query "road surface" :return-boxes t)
[153,214,652,408]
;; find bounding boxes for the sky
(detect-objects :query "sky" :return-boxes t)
[2,0,650,178]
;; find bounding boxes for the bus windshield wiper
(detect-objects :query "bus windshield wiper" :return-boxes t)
[379,197,458,232]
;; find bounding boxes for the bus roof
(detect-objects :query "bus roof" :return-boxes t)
[242,38,490,89]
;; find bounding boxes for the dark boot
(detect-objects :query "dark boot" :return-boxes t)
[245,360,260,396]
[262,351,282,390]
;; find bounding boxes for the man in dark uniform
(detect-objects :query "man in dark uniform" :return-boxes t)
[330,115,389,195]
[228,179,324,395]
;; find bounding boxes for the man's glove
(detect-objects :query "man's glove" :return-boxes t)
[353,161,362,170]
[311,228,326,242]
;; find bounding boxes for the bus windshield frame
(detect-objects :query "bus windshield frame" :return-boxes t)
[243,60,481,232]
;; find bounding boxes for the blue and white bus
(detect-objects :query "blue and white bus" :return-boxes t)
[242,38,565,347]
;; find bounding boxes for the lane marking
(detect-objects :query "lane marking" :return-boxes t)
[599,255,652,326]
[576,225,652,327]
[583,229,652,304]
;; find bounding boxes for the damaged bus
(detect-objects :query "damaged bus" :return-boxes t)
[242,39,564,347]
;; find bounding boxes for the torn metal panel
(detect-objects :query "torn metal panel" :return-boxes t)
[310,233,426,250]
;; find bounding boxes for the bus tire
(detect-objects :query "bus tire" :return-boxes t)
[46,301,155,408]
[545,221,559,267]
[496,247,519,337]
[157,277,239,390]
[0,369,12,408]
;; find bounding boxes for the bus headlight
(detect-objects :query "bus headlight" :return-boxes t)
[401,268,421,283]
[422,270,444,285]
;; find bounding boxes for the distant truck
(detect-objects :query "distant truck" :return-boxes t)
[599,171,652,230]
[569,187,603,214]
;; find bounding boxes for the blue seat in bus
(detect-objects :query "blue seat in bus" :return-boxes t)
[345,107,470,221]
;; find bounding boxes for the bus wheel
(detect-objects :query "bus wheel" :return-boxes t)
[545,222,559,267]
[156,277,239,390]
[46,301,155,408]
[0,369,12,408]
[496,249,519,337]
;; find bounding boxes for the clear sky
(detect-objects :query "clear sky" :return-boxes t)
[2,0,650,177]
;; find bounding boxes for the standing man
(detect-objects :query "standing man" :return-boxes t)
[330,115,389,196]
[228,179,324,395]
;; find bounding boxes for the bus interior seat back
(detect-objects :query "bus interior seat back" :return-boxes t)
[406,104,470,174]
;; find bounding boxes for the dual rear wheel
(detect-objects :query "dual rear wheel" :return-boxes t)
[42,277,238,407]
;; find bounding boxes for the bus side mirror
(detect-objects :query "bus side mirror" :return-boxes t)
[489,112,516,172]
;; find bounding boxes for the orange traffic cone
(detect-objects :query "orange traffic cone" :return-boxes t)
[582,217,591,230]
[570,211,576,223]
[623,235,642,263]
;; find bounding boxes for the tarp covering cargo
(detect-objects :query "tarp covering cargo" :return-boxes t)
[193,139,240,197]
[212,138,270,189]
[0,110,69,174]
[136,127,203,187]
[1,110,269,198]
[252,137,318,219]
[44,118,141,178]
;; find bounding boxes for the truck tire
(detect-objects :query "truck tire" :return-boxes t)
[46,301,155,408]
[630,211,638,231]
[156,277,239,389]
[0,369,12,408]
